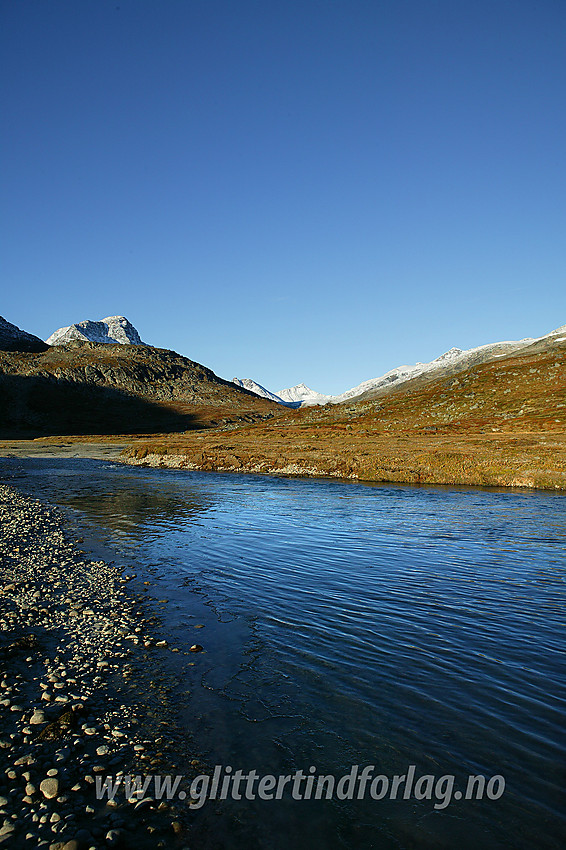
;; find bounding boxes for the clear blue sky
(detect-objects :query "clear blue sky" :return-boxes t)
[2,0,565,395]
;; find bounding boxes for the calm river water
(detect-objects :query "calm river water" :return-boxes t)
[3,458,565,849]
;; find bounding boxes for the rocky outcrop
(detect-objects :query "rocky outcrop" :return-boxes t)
[46,316,145,346]
[0,316,49,353]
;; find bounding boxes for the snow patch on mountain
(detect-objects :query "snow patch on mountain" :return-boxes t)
[46,316,145,346]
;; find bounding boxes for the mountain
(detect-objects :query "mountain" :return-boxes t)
[46,316,145,346]
[126,332,566,490]
[232,377,289,405]
[0,316,48,353]
[349,324,566,404]
[0,342,280,436]
[276,383,331,405]
[275,324,566,406]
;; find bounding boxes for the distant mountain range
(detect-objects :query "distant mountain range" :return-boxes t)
[276,383,331,405]
[2,311,563,489]
[234,324,566,407]
[3,313,564,418]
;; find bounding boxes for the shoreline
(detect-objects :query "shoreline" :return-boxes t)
[1,436,566,491]
[121,448,566,491]
[0,483,197,849]
[119,436,566,492]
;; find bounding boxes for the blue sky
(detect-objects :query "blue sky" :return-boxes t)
[2,0,565,395]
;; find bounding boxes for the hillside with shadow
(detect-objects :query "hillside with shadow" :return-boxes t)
[0,342,281,437]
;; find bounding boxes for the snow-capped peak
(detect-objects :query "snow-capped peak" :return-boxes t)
[276,383,331,405]
[247,323,564,408]
[232,378,288,404]
[433,347,463,362]
[46,316,145,346]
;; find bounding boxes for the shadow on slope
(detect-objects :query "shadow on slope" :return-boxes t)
[0,374,199,437]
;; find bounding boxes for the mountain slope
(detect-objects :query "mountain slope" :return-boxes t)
[232,377,290,405]
[0,342,280,436]
[47,316,145,346]
[0,316,49,353]
[125,336,566,490]
[274,324,566,407]
[347,324,566,404]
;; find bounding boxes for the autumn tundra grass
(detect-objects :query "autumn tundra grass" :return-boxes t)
[124,343,566,490]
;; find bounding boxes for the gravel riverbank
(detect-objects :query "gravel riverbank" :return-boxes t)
[0,484,197,849]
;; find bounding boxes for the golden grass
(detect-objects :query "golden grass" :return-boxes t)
[123,345,566,490]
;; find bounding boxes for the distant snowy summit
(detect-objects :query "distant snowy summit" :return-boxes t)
[46,316,145,346]
[230,380,331,407]
[232,378,288,404]
[232,377,278,401]
[276,383,331,406]
[246,324,566,407]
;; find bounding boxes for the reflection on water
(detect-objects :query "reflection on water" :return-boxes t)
[4,458,566,850]
[60,484,214,537]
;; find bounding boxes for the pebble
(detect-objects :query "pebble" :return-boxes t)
[40,778,60,799]
[0,484,189,846]
[30,709,46,724]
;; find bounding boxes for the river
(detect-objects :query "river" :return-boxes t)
[3,458,565,850]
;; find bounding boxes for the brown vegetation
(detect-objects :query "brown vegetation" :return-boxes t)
[124,341,566,490]
[1,337,564,490]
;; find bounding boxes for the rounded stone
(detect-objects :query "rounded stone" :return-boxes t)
[40,778,60,799]
[30,710,46,725]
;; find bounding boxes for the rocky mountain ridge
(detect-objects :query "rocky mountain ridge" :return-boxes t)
[0,316,49,353]
[253,324,566,406]
[0,342,279,436]
[46,316,145,346]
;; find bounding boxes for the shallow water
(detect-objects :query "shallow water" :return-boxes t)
[3,458,565,849]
